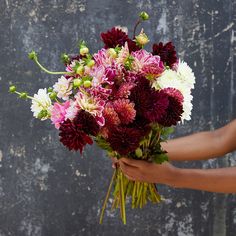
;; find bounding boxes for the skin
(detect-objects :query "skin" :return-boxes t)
[117,119,236,193]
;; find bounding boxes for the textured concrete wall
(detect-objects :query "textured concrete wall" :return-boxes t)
[0,0,236,235]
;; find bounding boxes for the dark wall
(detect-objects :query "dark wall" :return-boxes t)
[0,0,236,235]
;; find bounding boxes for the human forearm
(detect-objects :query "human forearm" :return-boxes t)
[169,167,236,193]
[161,131,221,161]
[161,120,236,161]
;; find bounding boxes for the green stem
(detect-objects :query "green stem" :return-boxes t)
[120,172,126,224]
[34,58,72,75]
[99,169,117,224]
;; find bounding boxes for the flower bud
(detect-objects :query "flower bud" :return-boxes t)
[135,148,143,158]
[47,87,53,93]
[80,46,89,56]
[28,50,37,60]
[135,32,149,46]
[9,85,16,93]
[108,48,117,58]
[19,92,28,99]
[37,109,48,119]
[73,78,82,88]
[49,91,57,100]
[76,65,84,76]
[139,11,149,21]
[87,59,95,68]
[61,53,70,64]
[83,80,92,88]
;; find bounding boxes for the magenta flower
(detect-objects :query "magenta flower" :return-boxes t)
[51,100,71,129]
[132,49,164,76]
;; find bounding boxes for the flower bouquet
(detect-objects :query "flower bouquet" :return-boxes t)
[9,12,195,224]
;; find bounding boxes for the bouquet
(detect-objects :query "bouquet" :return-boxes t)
[9,12,195,224]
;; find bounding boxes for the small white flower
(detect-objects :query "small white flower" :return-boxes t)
[53,76,73,100]
[30,88,52,120]
[176,60,196,89]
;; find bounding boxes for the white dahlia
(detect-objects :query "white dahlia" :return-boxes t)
[30,88,52,120]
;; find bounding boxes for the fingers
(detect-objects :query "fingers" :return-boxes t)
[119,157,143,168]
[119,160,141,181]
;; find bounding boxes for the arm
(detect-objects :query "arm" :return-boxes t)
[161,119,236,161]
[119,158,236,193]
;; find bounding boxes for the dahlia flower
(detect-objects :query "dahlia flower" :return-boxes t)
[132,49,164,76]
[152,42,178,68]
[75,92,105,126]
[30,88,52,120]
[51,100,70,129]
[53,76,73,100]
[59,119,93,153]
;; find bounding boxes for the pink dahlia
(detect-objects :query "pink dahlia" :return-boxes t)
[75,92,105,126]
[132,49,164,76]
[113,99,136,125]
[152,42,178,68]
[51,100,71,129]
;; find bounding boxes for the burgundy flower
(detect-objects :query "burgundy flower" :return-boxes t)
[152,42,178,68]
[59,119,93,153]
[101,27,129,49]
[107,126,143,155]
[113,99,136,124]
[74,110,100,136]
[130,76,169,123]
[158,88,184,127]
[127,38,141,52]
[103,104,121,127]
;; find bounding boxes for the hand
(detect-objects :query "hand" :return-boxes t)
[118,158,178,185]
[111,157,119,169]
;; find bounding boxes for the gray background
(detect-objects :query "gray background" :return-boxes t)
[0,0,236,235]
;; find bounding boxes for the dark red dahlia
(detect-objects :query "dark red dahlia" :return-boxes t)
[107,126,143,155]
[158,88,184,127]
[101,27,129,49]
[59,119,93,153]
[127,38,141,52]
[74,110,100,136]
[152,42,178,68]
[130,76,169,123]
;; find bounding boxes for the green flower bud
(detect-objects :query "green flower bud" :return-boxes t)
[9,85,17,93]
[87,59,95,68]
[135,148,143,158]
[73,78,82,88]
[83,80,92,88]
[19,92,28,99]
[47,87,53,93]
[139,11,149,21]
[28,50,37,60]
[61,53,70,64]
[80,46,89,56]
[37,109,48,119]
[108,48,117,58]
[76,65,84,76]
[49,91,57,100]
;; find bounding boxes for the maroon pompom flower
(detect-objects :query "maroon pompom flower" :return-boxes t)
[113,99,136,125]
[74,110,100,136]
[59,119,93,153]
[101,27,129,49]
[152,42,178,68]
[158,88,184,127]
[127,38,141,52]
[107,126,143,155]
[130,76,169,123]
